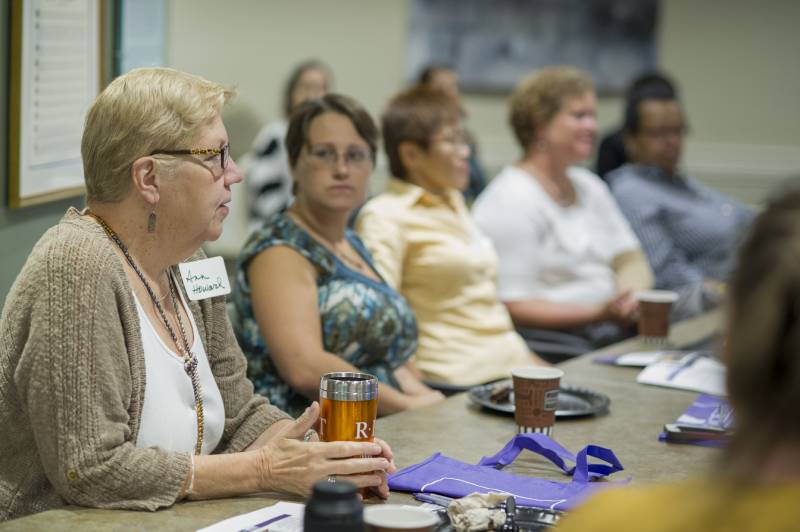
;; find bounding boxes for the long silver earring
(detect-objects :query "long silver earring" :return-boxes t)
[147,209,157,233]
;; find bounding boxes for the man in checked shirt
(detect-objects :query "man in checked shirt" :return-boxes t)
[607,80,754,316]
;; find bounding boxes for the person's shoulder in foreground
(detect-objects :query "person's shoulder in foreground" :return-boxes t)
[557,480,800,532]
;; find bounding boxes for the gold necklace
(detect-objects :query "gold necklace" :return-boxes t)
[150,273,170,303]
[289,211,369,273]
[332,246,368,272]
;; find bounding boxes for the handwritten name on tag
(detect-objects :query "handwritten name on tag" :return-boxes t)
[178,256,231,301]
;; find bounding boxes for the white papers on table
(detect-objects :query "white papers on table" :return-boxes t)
[594,350,705,367]
[636,353,726,396]
[613,351,678,367]
[197,501,304,532]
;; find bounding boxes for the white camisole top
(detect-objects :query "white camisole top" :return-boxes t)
[133,279,225,454]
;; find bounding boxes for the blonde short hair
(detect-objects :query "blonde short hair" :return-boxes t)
[81,67,234,202]
[508,66,593,150]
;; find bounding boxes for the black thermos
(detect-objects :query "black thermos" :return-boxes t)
[303,479,364,532]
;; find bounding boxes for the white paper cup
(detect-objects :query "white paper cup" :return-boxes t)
[364,505,440,532]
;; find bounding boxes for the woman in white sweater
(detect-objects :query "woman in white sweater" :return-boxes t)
[473,66,653,351]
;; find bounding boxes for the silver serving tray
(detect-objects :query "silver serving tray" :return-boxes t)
[469,380,610,418]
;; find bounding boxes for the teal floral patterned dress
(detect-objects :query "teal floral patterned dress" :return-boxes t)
[231,213,418,416]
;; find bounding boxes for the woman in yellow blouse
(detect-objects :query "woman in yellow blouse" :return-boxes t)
[556,190,800,532]
[355,88,547,386]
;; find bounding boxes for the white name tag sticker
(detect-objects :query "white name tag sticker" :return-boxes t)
[178,256,231,301]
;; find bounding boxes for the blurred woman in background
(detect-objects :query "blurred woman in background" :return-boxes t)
[416,63,487,203]
[356,87,546,388]
[473,66,653,353]
[246,59,332,228]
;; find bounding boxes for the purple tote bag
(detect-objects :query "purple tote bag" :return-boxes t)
[388,433,624,511]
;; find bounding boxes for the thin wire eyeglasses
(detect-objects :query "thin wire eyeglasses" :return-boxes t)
[150,144,230,174]
[431,130,469,148]
[306,144,372,169]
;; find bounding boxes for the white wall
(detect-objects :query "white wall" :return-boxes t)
[659,0,800,203]
[168,0,800,219]
[167,0,409,161]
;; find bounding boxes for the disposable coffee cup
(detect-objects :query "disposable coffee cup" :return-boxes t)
[635,290,679,344]
[511,367,564,436]
[363,505,439,532]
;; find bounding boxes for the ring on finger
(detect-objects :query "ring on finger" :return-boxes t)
[326,474,337,484]
[303,429,317,442]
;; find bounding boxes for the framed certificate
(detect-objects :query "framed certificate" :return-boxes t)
[7,0,105,208]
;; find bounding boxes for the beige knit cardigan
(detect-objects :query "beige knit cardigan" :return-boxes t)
[0,208,290,521]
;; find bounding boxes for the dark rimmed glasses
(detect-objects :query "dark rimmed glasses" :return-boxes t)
[150,144,230,174]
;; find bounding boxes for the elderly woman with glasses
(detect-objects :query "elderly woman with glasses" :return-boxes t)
[0,68,395,521]
[231,93,444,418]
[355,87,547,388]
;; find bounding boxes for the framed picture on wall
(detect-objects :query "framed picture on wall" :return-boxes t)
[114,0,166,76]
[7,0,105,208]
[408,0,658,95]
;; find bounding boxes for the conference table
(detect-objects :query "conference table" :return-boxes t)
[2,311,722,531]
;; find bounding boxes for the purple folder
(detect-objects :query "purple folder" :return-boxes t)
[388,433,624,512]
[659,393,733,448]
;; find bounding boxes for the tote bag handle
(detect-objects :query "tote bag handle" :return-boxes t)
[478,433,624,483]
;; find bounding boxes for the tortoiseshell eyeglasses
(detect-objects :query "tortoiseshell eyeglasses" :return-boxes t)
[150,144,230,173]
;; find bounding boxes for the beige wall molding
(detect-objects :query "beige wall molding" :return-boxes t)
[684,142,800,205]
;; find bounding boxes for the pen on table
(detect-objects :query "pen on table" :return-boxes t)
[238,513,290,532]
[666,351,707,381]
[414,492,454,507]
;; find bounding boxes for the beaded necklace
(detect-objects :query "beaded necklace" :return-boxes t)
[87,211,204,455]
